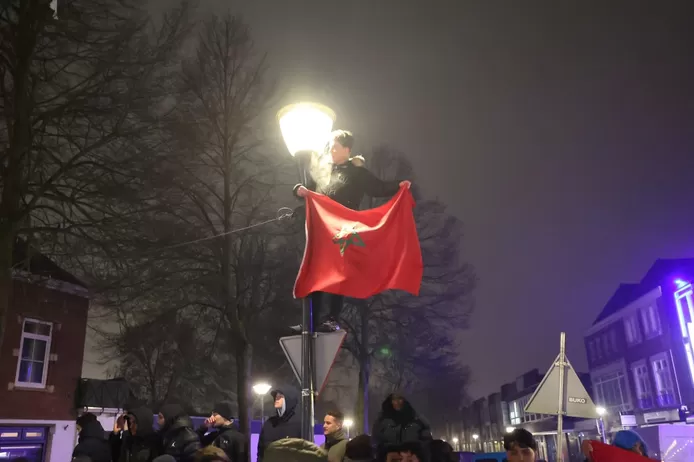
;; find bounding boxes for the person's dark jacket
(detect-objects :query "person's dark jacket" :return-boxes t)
[111,406,161,462]
[197,422,247,462]
[159,404,201,462]
[257,385,302,462]
[294,155,400,210]
[372,393,432,462]
[73,420,112,462]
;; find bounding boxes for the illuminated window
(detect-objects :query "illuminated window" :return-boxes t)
[15,318,52,388]
[624,314,642,345]
[674,284,694,385]
[594,370,631,412]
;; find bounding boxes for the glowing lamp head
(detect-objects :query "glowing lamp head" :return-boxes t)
[277,102,336,156]
[506,427,515,433]
[675,279,689,289]
[472,434,479,440]
[452,437,459,443]
[343,418,353,428]
[596,406,607,417]
[253,383,272,395]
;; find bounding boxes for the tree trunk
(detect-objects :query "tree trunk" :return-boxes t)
[236,340,252,443]
[0,236,15,353]
[354,304,370,434]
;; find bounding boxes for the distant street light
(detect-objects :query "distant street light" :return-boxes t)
[595,406,607,442]
[343,418,354,438]
[596,406,607,417]
[253,383,272,423]
[472,434,479,440]
[452,437,459,451]
[278,102,336,441]
[506,426,515,433]
[452,437,459,443]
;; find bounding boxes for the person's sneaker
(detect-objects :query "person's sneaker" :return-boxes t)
[287,320,341,334]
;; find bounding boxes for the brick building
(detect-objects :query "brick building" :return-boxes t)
[0,241,89,462]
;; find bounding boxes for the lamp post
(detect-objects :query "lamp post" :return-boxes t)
[595,406,607,443]
[278,102,336,441]
[344,418,354,439]
[472,434,479,452]
[253,383,272,424]
[452,437,459,451]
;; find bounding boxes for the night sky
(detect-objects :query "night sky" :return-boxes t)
[160,0,694,399]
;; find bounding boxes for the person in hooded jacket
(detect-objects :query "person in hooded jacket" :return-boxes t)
[73,415,112,462]
[257,386,302,462]
[158,404,201,462]
[372,393,432,462]
[196,402,247,462]
[111,406,161,462]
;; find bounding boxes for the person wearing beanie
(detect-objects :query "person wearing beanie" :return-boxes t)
[503,429,537,462]
[344,435,374,462]
[372,392,431,462]
[196,402,247,462]
[263,438,327,462]
[157,404,201,462]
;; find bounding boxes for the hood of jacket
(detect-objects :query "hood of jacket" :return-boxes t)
[380,392,417,422]
[79,419,106,442]
[270,385,299,419]
[129,406,155,437]
[159,404,193,433]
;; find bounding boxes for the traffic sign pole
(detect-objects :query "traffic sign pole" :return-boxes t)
[300,297,315,442]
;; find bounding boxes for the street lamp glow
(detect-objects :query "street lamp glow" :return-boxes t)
[506,427,515,433]
[596,406,607,417]
[277,102,336,156]
[253,383,272,395]
[472,434,479,440]
[343,418,353,428]
[452,437,459,443]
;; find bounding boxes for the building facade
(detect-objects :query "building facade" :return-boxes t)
[0,242,90,462]
[584,259,694,428]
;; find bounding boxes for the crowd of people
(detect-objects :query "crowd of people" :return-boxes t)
[68,388,448,462]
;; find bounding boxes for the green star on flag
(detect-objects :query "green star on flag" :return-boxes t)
[333,223,366,256]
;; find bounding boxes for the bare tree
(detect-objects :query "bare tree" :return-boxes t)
[339,146,477,433]
[0,0,188,350]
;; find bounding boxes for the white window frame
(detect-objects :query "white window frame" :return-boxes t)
[631,360,653,409]
[591,361,633,412]
[641,305,662,339]
[624,314,642,345]
[14,318,52,389]
[650,352,676,405]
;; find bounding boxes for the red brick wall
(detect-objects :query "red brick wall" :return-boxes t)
[0,279,89,420]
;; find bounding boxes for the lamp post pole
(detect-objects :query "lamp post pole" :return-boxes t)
[278,102,336,442]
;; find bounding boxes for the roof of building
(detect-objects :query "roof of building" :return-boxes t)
[592,258,694,325]
[12,239,86,288]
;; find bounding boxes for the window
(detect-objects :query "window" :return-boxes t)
[624,314,642,345]
[632,362,654,409]
[651,353,677,407]
[15,319,52,388]
[641,305,662,339]
[593,370,631,412]
[588,341,597,361]
[609,329,618,353]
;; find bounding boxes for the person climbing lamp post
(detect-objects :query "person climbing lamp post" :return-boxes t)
[277,102,337,441]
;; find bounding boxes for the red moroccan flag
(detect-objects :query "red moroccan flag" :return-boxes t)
[294,185,423,299]
[590,441,652,462]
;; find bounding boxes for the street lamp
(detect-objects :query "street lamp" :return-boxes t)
[253,383,272,423]
[278,102,336,442]
[506,427,515,433]
[595,406,607,442]
[343,418,354,439]
[472,434,479,452]
[452,437,459,451]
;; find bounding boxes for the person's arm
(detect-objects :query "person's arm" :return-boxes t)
[353,162,401,198]
[293,153,318,199]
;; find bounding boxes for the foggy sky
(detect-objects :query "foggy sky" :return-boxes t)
[162,0,694,399]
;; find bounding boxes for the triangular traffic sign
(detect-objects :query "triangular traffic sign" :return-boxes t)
[524,354,598,419]
[279,331,346,396]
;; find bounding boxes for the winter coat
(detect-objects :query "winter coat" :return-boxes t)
[372,393,432,462]
[73,420,112,462]
[159,405,201,462]
[320,430,348,462]
[111,407,161,462]
[197,422,247,462]
[264,438,327,462]
[294,156,400,210]
[257,385,302,462]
